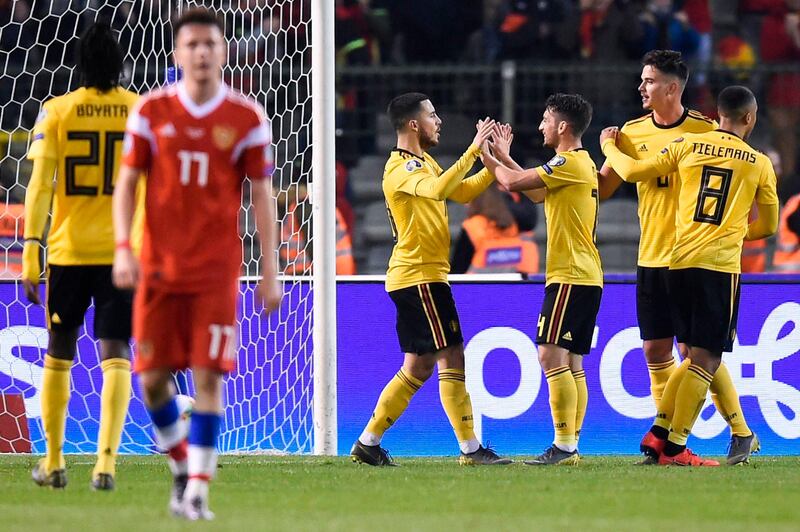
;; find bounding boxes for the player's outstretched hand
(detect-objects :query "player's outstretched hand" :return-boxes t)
[113,248,139,290]
[258,277,282,315]
[21,240,41,304]
[492,123,514,159]
[600,127,619,145]
[473,117,496,151]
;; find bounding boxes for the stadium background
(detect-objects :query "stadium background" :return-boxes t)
[0,0,798,457]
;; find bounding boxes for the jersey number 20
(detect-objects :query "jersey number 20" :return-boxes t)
[65,131,124,196]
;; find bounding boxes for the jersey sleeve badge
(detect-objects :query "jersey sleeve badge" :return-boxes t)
[542,155,566,175]
[405,159,423,172]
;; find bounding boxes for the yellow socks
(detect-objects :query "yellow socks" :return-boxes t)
[545,366,577,451]
[41,355,72,472]
[667,364,714,446]
[653,358,690,431]
[362,369,422,442]
[93,358,132,478]
[710,362,751,437]
[438,369,477,445]
[647,359,677,408]
[572,370,587,445]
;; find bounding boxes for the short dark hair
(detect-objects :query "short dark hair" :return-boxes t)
[642,50,689,84]
[545,93,593,136]
[387,92,430,131]
[77,22,123,92]
[173,7,224,38]
[717,85,757,119]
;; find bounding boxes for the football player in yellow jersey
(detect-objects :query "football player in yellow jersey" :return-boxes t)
[598,50,757,465]
[601,86,779,466]
[350,93,511,466]
[482,94,602,465]
[23,23,139,490]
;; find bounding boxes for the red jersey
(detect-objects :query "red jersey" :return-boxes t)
[123,82,273,292]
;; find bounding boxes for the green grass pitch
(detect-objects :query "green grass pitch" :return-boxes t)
[2,455,799,531]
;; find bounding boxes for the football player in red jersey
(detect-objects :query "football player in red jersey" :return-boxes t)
[112,8,281,520]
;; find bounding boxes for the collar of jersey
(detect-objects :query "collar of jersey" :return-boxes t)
[176,81,228,119]
[393,147,425,160]
[650,107,689,130]
[715,128,742,139]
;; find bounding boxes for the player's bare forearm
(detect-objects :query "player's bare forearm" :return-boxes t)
[24,157,56,241]
[112,164,140,243]
[112,164,141,290]
[482,149,543,192]
[598,164,624,200]
[745,202,779,241]
[251,179,277,277]
[22,158,57,303]
[523,188,546,203]
[601,140,662,183]
[496,151,524,172]
[251,178,282,313]
[496,165,545,192]
[448,168,496,203]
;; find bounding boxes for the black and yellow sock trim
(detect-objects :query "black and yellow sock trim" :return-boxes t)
[647,360,675,371]
[396,369,422,392]
[439,369,466,383]
[687,364,714,385]
[44,355,72,372]
[571,370,586,380]
[545,366,572,380]
[101,358,131,372]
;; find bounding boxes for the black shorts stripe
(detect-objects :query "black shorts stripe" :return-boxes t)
[424,284,448,349]
[547,285,569,344]
[553,284,573,344]
[418,284,445,350]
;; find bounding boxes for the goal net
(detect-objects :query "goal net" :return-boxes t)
[0,0,314,454]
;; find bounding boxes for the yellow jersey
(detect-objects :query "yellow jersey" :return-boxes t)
[615,109,717,267]
[536,149,603,287]
[383,146,495,291]
[27,87,140,265]
[603,130,779,273]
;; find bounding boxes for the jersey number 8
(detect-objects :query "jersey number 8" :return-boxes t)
[693,165,733,226]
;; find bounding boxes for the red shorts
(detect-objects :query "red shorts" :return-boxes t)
[133,281,239,374]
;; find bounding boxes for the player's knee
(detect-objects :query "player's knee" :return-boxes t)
[437,344,465,370]
[192,371,223,401]
[47,328,79,360]
[642,339,673,364]
[537,345,567,371]
[99,339,131,361]
[689,349,722,375]
[138,371,172,408]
